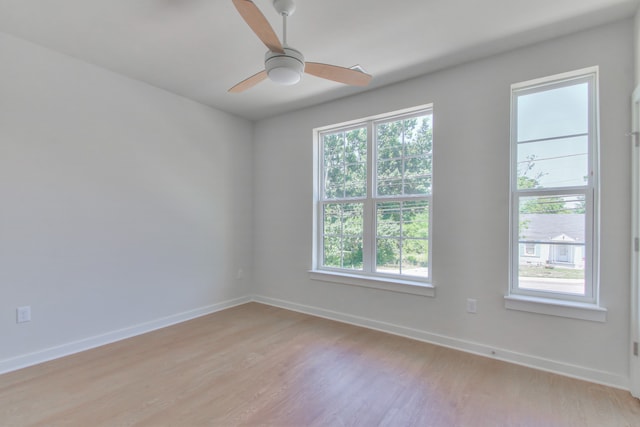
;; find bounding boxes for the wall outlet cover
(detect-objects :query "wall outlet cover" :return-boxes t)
[17,306,31,323]
[466,299,477,314]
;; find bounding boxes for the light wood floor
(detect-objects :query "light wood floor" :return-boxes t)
[1,303,639,426]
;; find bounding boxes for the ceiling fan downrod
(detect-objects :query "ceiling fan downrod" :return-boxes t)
[273,0,295,45]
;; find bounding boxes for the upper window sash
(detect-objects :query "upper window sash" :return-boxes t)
[320,125,368,202]
[373,113,433,199]
[511,71,597,192]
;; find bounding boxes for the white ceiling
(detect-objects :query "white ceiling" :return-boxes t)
[0,0,638,120]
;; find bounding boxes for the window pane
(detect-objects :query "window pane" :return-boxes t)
[345,163,366,197]
[322,203,363,270]
[518,194,586,295]
[346,128,367,162]
[405,157,432,195]
[519,193,585,218]
[401,200,429,278]
[376,200,429,277]
[323,236,342,268]
[518,244,585,295]
[322,127,366,199]
[377,159,403,195]
[404,116,433,157]
[517,82,588,142]
[323,203,341,236]
[376,202,401,237]
[402,239,429,278]
[404,175,432,195]
[376,238,400,275]
[342,237,364,269]
[324,167,344,199]
[517,135,588,189]
[402,201,429,239]
[323,133,344,158]
[376,114,432,197]
[377,122,403,159]
[405,157,431,176]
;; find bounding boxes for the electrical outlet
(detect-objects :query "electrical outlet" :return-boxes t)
[466,298,477,314]
[17,306,31,323]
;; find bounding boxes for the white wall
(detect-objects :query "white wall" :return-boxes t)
[0,16,635,389]
[253,19,634,387]
[0,32,253,365]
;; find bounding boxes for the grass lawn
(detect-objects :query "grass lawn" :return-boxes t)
[519,265,584,280]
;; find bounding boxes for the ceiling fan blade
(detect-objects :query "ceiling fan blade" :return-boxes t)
[232,0,284,54]
[228,70,268,93]
[304,62,372,87]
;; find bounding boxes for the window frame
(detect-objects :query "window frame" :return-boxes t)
[521,242,539,257]
[506,67,605,321]
[311,105,434,296]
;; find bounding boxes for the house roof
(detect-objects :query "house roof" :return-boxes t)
[519,214,585,243]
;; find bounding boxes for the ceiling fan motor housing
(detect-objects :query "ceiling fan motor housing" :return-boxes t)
[273,0,296,16]
[265,47,305,85]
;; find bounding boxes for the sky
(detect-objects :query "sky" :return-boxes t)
[516,82,589,189]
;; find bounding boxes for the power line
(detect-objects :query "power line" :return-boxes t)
[517,152,587,164]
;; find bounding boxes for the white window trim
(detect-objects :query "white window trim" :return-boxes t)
[506,66,605,321]
[504,294,606,322]
[311,105,434,296]
[308,269,435,297]
[629,84,640,397]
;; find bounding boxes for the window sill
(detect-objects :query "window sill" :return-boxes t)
[309,270,435,297]
[504,294,606,322]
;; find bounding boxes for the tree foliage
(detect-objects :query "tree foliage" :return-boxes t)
[321,116,432,274]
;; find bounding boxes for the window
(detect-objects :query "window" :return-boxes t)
[521,243,538,257]
[312,106,433,294]
[509,68,600,308]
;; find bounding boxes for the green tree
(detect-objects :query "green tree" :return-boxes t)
[376,117,432,196]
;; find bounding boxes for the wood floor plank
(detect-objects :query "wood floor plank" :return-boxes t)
[1,302,639,426]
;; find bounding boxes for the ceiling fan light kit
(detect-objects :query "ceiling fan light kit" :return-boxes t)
[229,0,372,93]
[265,47,304,85]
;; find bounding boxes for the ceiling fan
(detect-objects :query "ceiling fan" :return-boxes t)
[229,0,373,93]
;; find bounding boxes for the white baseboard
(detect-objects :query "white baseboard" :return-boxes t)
[2,293,629,391]
[0,296,251,375]
[251,295,630,391]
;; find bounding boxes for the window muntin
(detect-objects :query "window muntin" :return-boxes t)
[510,69,598,303]
[316,108,433,282]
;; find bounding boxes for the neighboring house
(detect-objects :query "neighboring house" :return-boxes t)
[519,214,585,269]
